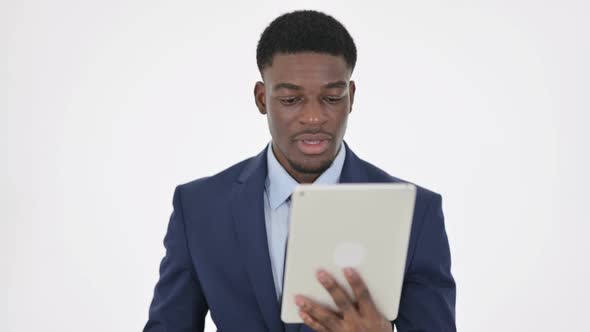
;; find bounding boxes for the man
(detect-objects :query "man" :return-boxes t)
[144,10,456,332]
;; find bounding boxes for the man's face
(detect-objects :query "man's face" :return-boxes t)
[254,52,355,183]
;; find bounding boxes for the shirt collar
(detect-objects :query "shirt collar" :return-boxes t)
[265,141,346,211]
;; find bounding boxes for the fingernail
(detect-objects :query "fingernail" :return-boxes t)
[295,296,304,307]
[344,267,355,279]
[317,270,328,283]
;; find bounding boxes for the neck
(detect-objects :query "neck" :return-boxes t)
[288,171,320,184]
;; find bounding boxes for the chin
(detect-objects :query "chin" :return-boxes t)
[288,156,334,175]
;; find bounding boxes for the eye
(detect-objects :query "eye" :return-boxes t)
[324,96,343,104]
[279,97,301,106]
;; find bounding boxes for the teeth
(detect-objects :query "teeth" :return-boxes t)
[303,140,321,144]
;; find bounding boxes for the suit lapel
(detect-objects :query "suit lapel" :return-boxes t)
[340,141,369,184]
[231,142,369,332]
[231,147,284,332]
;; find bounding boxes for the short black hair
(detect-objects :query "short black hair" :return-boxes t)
[256,10,357,74]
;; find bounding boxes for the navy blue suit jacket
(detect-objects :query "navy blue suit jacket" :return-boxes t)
[144,144,456,331]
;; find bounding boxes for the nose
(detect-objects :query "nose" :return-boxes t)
[299,99,327,126]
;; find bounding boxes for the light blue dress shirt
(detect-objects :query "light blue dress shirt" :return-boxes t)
[264,142,346,300]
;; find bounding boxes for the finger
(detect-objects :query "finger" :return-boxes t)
[343,267,378,316]
[298,310,329,332]
[317,269,360,320]
[296,295,342,331]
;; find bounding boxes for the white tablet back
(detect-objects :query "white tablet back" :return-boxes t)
[280,183,416,323]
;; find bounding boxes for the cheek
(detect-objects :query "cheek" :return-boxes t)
[266,115,280,140]
[269,108,297,126]
[266,111,292,139]
[334,111,350,133]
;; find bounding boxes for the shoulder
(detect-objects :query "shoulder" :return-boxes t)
[174,156,254,199]
[360,158,441,204]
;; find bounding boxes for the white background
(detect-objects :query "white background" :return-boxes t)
[1,0,589,331]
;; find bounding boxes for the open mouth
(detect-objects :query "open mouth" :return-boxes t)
[296,139,330,155]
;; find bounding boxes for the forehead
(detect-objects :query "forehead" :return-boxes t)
[262,52,350,87]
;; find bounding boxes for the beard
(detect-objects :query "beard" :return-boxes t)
[286,155,334,175]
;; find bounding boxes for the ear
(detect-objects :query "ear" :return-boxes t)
[254,81,267,115]
[348,80,356,113]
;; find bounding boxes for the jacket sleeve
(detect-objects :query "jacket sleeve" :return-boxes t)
[144,186,209,332]
[393,193,457,332]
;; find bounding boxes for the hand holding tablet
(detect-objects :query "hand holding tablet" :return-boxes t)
[280,183,417,326]
[294,267,393,331]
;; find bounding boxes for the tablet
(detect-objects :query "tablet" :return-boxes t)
[280,183,416,323]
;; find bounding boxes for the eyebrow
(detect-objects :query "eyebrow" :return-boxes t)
[272,80,348,91]
[324,81,347,89]
[273,83,303,91]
